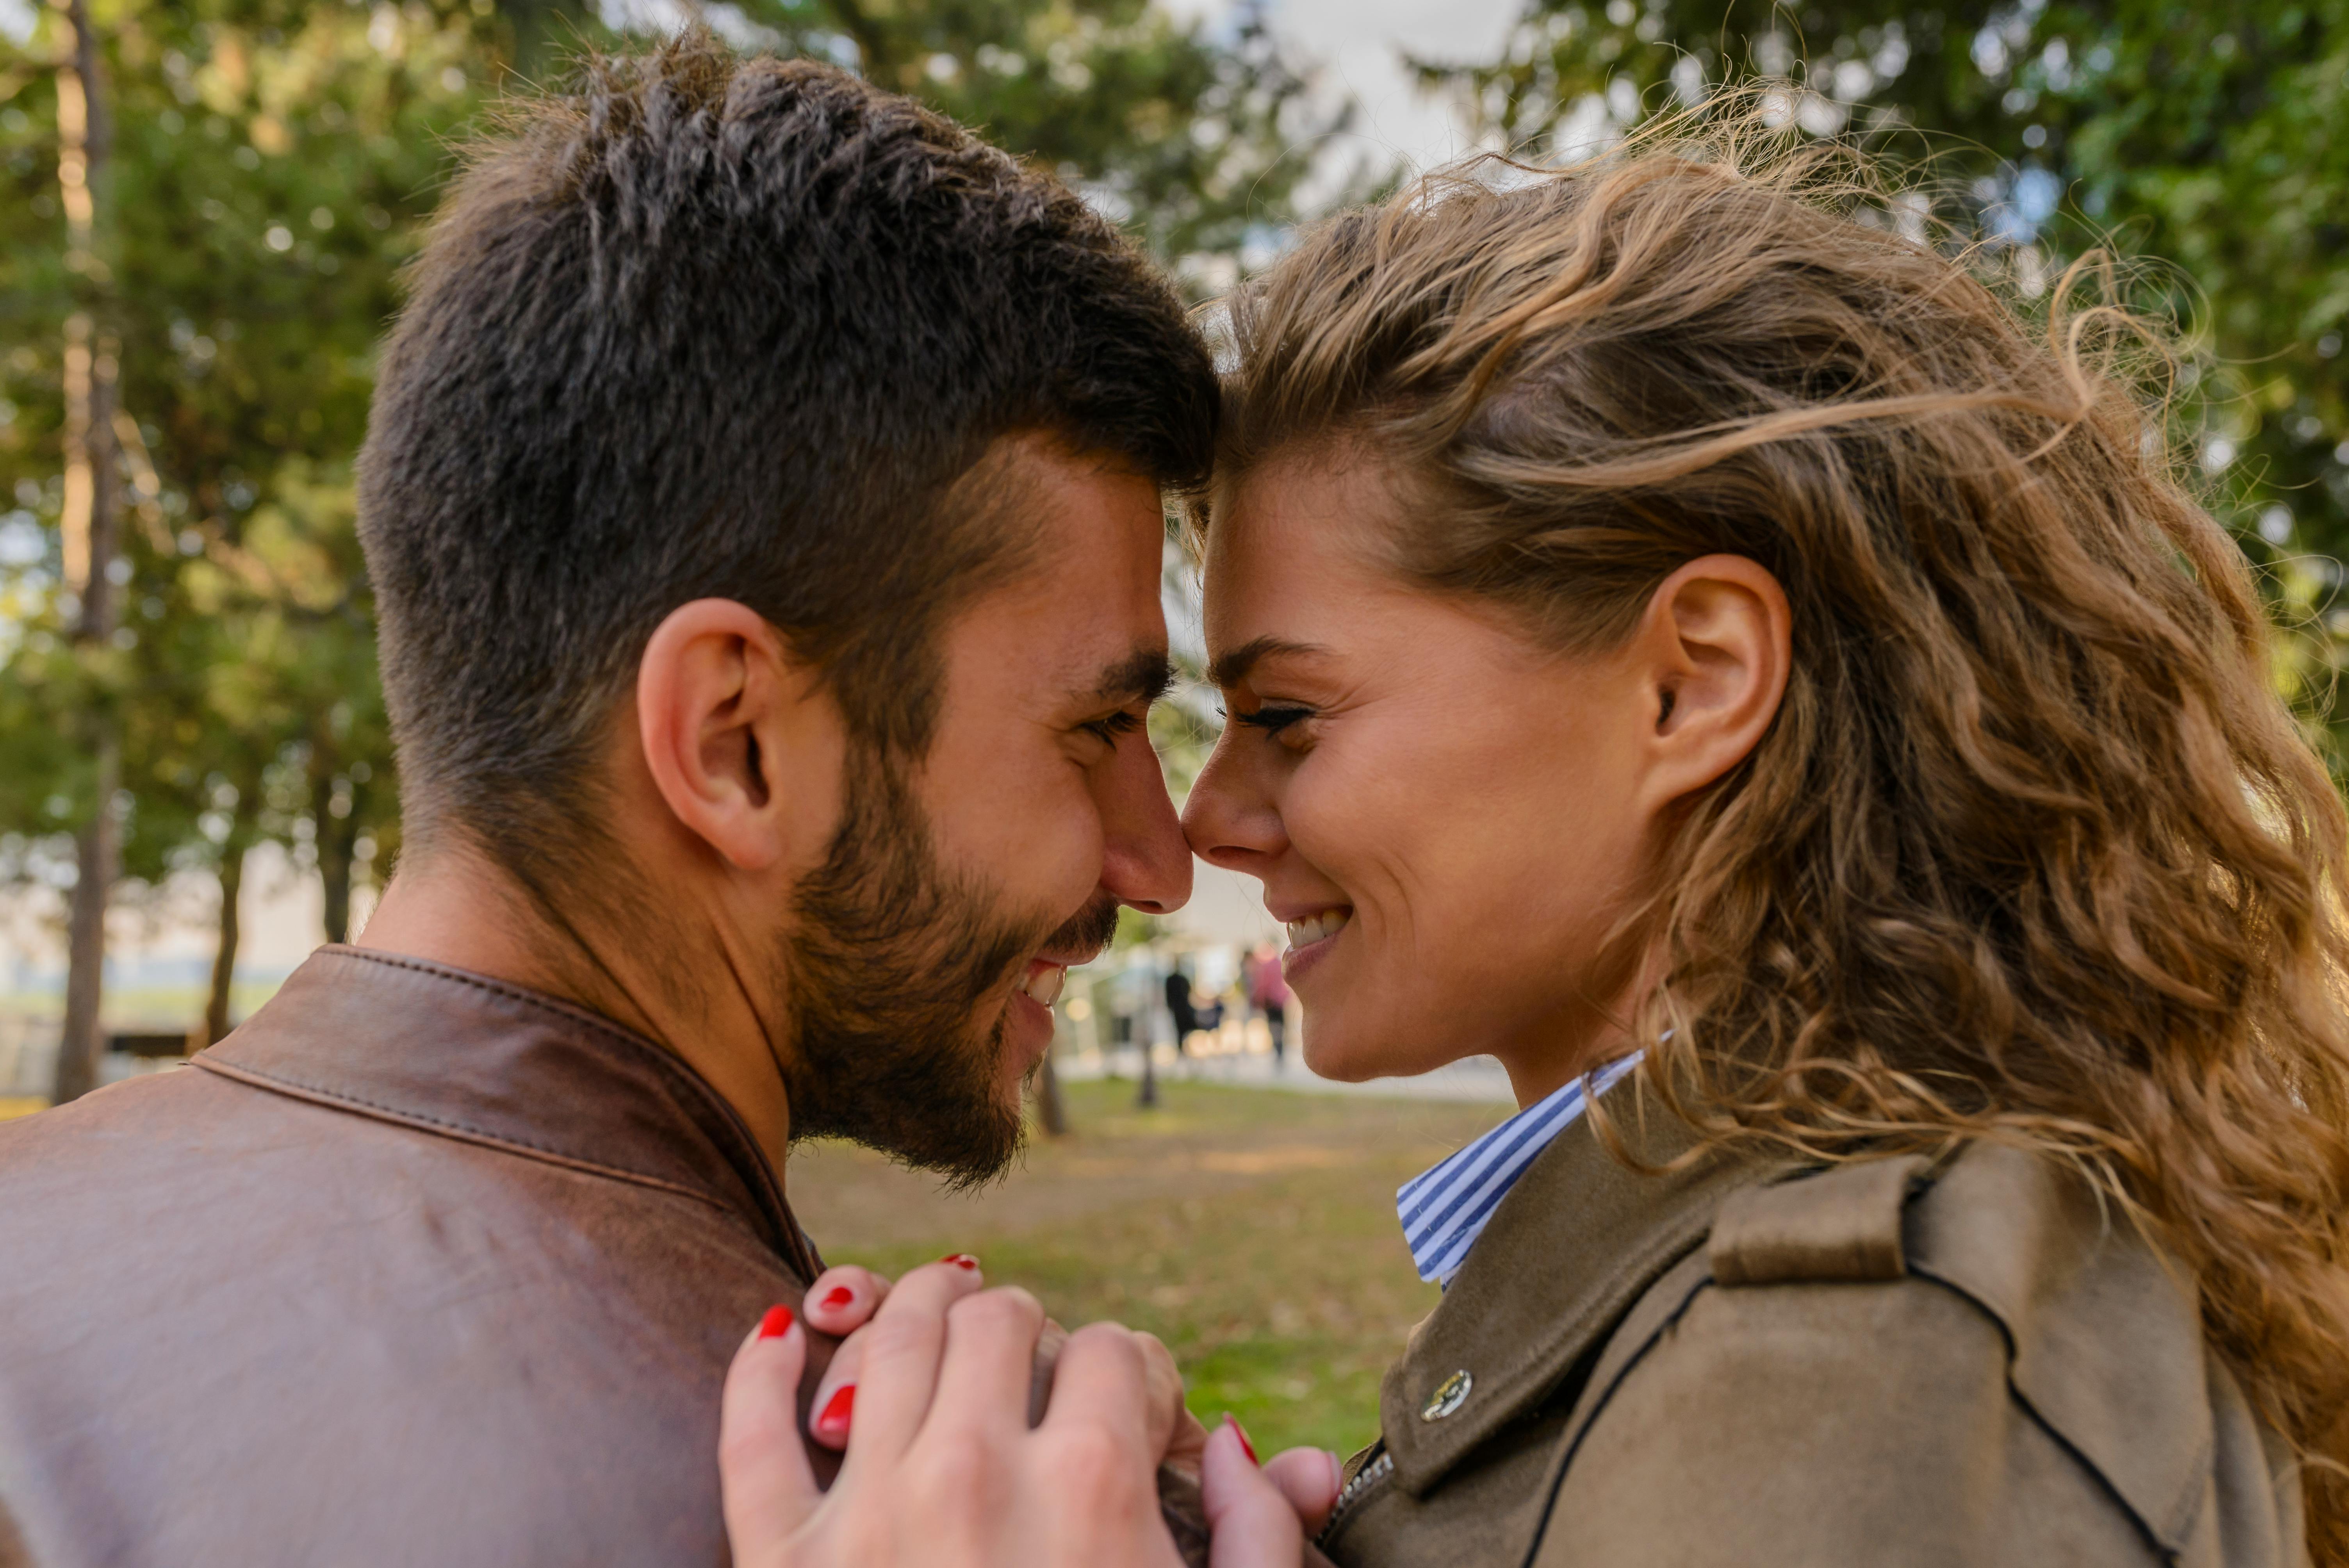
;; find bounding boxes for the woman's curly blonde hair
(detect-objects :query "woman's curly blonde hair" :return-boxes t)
[1193,112,2349,1554]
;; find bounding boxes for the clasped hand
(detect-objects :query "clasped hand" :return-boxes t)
[720,1258,1341,1568]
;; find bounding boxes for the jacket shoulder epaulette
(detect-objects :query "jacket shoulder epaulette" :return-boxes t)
[1707,1152,1930,1286]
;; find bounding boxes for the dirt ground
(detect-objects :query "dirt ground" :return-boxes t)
[785,1076,1508,1459]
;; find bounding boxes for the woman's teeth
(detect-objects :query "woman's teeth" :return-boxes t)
[1017,964,1067,1007]
[1284,909,1352,948]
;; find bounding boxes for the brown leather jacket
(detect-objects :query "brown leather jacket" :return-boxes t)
[0,946,835,1568]
[1321,1080,2309,1568]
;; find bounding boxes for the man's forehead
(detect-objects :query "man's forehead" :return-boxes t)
[941,563,1171,710]
[936,434,1171,702]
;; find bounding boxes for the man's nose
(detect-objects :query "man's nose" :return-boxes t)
[1098,735,1192,914]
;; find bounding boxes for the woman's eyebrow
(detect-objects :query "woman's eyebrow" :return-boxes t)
[1207,636,1326,689]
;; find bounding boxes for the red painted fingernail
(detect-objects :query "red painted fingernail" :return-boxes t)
[815,1383,855,1437]
[820,1286,855,1310]
[1224,1413,1258,1465]
[939,1253,978,1270]
[757,1305,794,1341]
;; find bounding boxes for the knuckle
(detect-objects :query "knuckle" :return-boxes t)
[1132,1329,1179,1379]
[1041,1422,1144,1495]
[950,1285,1042,1335]
[716,1413,787,1474]
[857,1311,936,1369]
[1067,1320,1145,1371]
[927,1436,1001,1494]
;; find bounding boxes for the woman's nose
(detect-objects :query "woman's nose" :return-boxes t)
[1181,732,1286,874]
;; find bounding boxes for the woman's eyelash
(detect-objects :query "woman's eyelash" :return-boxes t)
[1232,705,1313,735]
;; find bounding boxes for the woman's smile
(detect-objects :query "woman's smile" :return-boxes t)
[1276,905,1352,981]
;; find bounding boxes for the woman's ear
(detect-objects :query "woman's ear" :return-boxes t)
[1635,554,1791,811]
[635,599,846,874]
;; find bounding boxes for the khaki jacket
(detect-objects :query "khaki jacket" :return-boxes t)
[1321,1084,2307,1568]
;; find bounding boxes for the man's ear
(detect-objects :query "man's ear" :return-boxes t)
[635,599,846,874]
[1632,555,1791,812]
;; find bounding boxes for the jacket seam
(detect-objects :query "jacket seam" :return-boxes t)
[1907,1262,2186,1564]
[1517,1270,1715,1568]
[193,1054,750,1228]
[1401,1211,1718,1491]
[319,946,675,1061]
[257,947,817,1276]
[1518,1263,2187,1568]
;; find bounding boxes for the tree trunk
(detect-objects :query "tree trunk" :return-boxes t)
[203,836,250,1048]
[1034,1051,1068,1136]
[51,0,118,1108]
[53,741,117,1103]
[314,774,360,946]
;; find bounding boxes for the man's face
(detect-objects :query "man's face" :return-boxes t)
[779,440,1191,1183]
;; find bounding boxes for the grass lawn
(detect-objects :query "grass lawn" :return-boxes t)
[784,1076,1509,1460]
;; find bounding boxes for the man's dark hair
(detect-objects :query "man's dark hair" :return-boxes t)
[357,33,1215,897]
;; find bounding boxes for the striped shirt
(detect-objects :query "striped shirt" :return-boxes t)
[1397,1053,1644,1287]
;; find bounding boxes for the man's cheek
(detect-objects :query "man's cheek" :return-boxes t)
[986,790,1107,911]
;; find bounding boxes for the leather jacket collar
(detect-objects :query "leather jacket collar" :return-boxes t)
[198,944,823,1281]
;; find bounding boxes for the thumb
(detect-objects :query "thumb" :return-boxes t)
[719,1304,821,1568]
[1261,1446,1342,1535]
[1201,1415,1305,1568]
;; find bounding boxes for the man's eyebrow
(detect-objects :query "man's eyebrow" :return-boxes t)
[1206,637,1325,690]
[1092,647,1175,706]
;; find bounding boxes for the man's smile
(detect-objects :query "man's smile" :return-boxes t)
[1015,958,1069,1007]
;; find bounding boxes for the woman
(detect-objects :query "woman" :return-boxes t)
[1176,119,2349,1565]
[726,121,2349,1566]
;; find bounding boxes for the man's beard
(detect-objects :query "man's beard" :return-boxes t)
[779,747,1120,1187]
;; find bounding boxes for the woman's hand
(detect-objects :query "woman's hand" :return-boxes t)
[720,1258,1309,1568]
[799,1258,1206,1474]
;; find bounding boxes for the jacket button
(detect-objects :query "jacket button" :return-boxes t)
[1421,1370,1472,1421]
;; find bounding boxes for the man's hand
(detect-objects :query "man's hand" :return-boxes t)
[799,1259,1208,1475]
[720,1260,1306,1568]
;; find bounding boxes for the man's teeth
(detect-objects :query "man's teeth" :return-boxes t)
[1018,965,1067,1007]
[1284,909,1353,948]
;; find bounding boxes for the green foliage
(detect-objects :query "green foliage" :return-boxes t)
[1418,0,2349,739]
[0,0,1340,951]
[0,1,487,919]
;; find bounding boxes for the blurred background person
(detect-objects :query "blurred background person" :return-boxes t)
[1246,941,1291,1070]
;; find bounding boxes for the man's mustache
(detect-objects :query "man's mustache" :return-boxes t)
[1037,891,1121,959]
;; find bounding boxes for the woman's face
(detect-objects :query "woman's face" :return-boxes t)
[1181,452,1666,1098]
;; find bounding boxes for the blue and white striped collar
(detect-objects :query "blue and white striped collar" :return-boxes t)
[1397,1053,1644,1287]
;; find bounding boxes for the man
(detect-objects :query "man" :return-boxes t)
[0,36,1217,1566]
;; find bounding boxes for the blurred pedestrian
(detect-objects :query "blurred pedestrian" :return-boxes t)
[1163,964,1221,1056]
[1246,943,1290,1069]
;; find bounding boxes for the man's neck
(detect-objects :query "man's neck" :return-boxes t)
[357,848,795,1172]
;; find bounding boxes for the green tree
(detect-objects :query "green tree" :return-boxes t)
[1,0,489,1093]
[1419,0,2349,738]
[4,0,1350,1097]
